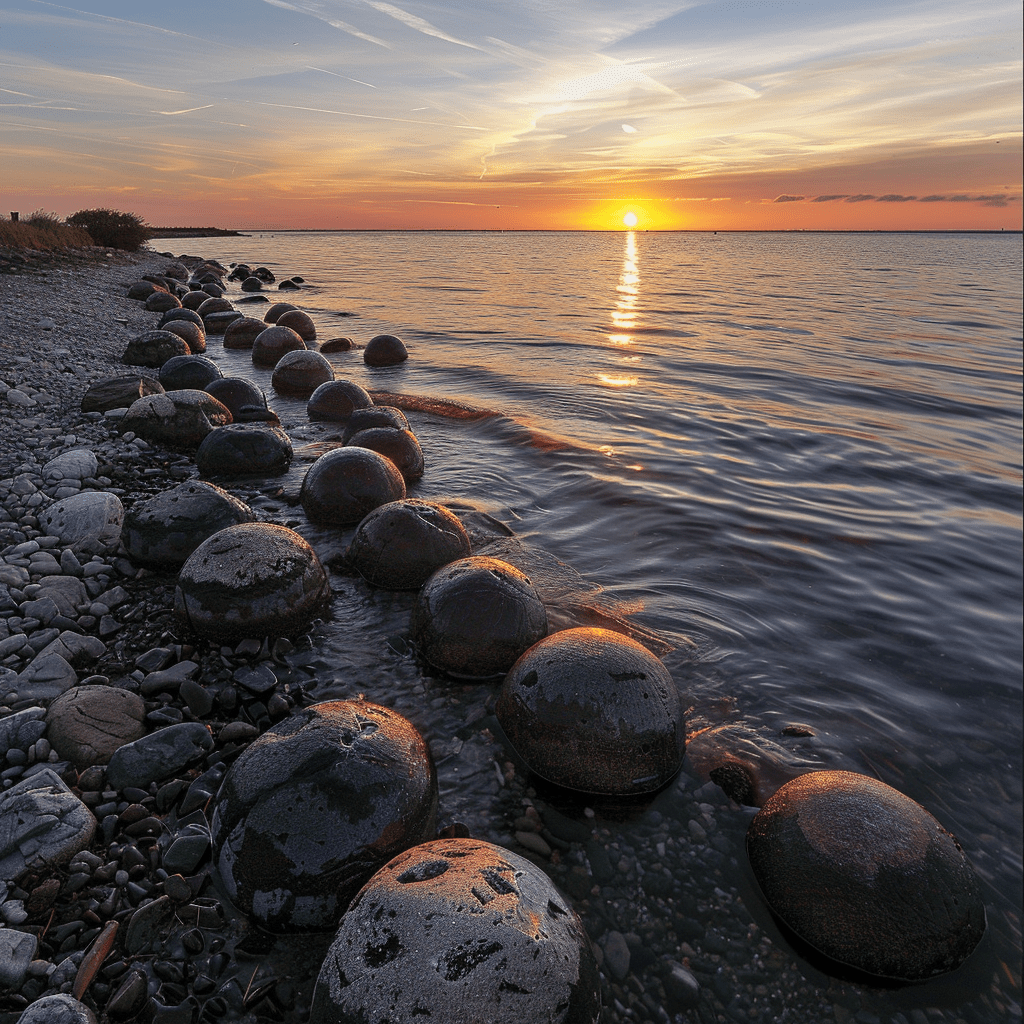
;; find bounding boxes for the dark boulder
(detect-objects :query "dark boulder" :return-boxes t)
[81,374,164,414]
[252,325,306,367]
[195,423,294,478]
[347,426,424,483]
[364,333,408,366]
[158,307,204,330]
[240,276,263,292]
[196,296,234,317]
[319,336,356,353]
[181,289,212,310]
[306,379,373,422]
[145,290,181,313]
[204,377,269,418]
[222,316,268,349]
[119,390,232,450]
[276,308,316,342]
[121,330,189,369]
[340,405,409,441]
[202,310,243,335]
[45,685,147,769]
[264,302,297,323]
[159,317,206,354]
[300,447,406,526]
[158,354,223,392]
[271,349,334,396]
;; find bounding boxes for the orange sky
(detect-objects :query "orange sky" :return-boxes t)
[1,1,1020,231]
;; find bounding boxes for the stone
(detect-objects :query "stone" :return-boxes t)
[300,447,406,526]
[127,280,161,300]
[411,556,547,679]
[275,308,316,341]
[745,770,987,981]
[45,684,147,768]
[174,522,331,642]
[119,390,232,450]
[348,499,471,590]
[264,302,297,323]
[240,276,263,291]
[196,296,234,317]
[121,330,190,369]
[80,374,164,414]
[145,290,181,313]
[310,838,600,1024]
[160,317,206,354]
[122,479,256,568]
[271,349,334,396]
[211,700,437,931]
[252,324,306,367]
[496,627,685,796]
[203,310,243,335]
[34,631,106,667]
[603,930,631,981]
[340,404,409,442]
[0,707,47,752]
[347,426,424,482]
[158,354,222,391]
[181,289,212,310]
[306,379,373,422]
[0,768,96,880]
[105,722,214,790]
[42,449,98,483]
[15,994,97,1024]
[15,652,79,701]
[204,377,269,418]
[319,336,355,353]
[0,927,36,990]
[33,576,88,618]
[222,316,268,349]
[158,307,204,330]
[195,424,293,478]
[39,490,123,555]
[363,333,408,367]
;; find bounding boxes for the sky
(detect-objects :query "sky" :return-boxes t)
[1,0,1020,230]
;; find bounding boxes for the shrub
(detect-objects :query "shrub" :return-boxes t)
[0,211,93,249]
[67,208,152,251]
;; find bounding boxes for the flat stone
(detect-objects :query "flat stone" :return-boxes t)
[81,374,164,414]
[34,631,107,667]
[33,575,89,617]
[15,652,78,701]
[0,768,97,880]
[105,722,214,791]
[0,927,36,989]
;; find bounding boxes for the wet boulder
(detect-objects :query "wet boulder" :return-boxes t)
[121,330,189,369]
[222,316,269,349]
[276,308,316,342]
[252,324,306,367]
[364,333,408,367]
[122,479,256,567]
[145,290,181,313]
[196,423,294,478]
[127,280,162,300]
[348,499,472,590]
[158,307,204,330]
[211,699,438,931]
[411,556,547,679]
[174,522,331,641]
[264,301,298,323]
[203,310,243,335]
[320,336,355,353]
[306,379,373,422]
[45,684,147,768]
[158,354,222,392]
[310,838,600,1024]
[240,276,263,292]
[271,349,334,396]
[347,426,424,483]
[341,405,409,442]
[745,770,986,982]
[204,376,272,422]
[300,446,406,526]
[496,627,685,796]
[196,296,234,318]
[119,390,232,450]
[80,374,164,414]
[160,316,206,354]
[181,289,212,310]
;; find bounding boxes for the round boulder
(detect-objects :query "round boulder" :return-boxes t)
[122,479,256,567]
[271,349,334,397]
[306,379,373,422]
[204,377,269,418]
[347,427,424,483]
[211,699,437,931]
[240,276,263,292]
[276,309,316,342]
[319,336,355,353]
[411,556,547,679]
[252,325,306,368]
[119,390,232,450]
[745,771,986,982]
[310,838,600,1024]
[39,491,123,556]
[264,302,297,324]
[121,330,189,369]
[145,290,181,313]
[159,317,206,354]
[196,296,234,318]
[196,424,294,478]
[181,289,212,310]
[158,307,204,330]
[348,499,471,590]
[158,354,223,392]
[341,405,409,442]
[300,447,406,527]
[496,627,685,796]
[222,316,268,350]
[46,685,147,768]
[174,522,331,642]
[364,333,408,367]
[203,310,243,335]
[127,280,161,300]
[81,374,163,414]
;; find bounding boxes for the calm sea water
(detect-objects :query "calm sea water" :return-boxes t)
[192,231,1022,1020]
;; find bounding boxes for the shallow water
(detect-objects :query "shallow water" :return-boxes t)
[187,230,1022,1020]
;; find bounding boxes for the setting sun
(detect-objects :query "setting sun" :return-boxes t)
[623,212,639,227]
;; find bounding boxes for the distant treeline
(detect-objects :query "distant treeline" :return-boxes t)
[149,227,244,238]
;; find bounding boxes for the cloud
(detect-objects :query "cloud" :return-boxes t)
[845,194,876,202]
[877,194,917,202]
[774,195,805,203]
[811,194,848,202]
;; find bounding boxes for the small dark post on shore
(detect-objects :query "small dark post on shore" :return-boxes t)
[10,212,18,222]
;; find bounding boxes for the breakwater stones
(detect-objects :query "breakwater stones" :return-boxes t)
[211,700,438,931]
[300,447,406,526]
[309,838,601,1024]
[411,556,547,679]
[496,627,685,796]
[745,770,986,981]
[174,522,330,641]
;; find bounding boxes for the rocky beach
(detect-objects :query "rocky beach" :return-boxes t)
[0,245,1010,1024]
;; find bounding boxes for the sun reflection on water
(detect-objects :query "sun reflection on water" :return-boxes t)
[601,231,642,386]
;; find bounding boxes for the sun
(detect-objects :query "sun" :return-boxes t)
[623,212,638,228]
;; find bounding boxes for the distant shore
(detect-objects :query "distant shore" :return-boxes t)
[148,227,246,238]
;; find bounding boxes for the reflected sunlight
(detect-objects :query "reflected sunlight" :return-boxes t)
[608,230,640,343]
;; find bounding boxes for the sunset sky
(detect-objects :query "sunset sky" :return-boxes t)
[1,0,1020,230]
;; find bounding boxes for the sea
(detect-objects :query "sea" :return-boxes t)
[188,230,1022,1023]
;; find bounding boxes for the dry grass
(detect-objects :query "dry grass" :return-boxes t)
[0,210,95,250]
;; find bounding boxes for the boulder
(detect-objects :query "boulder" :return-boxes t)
[203,310,243,335]
[174,522,331,641]
[158,308,204,330]
[411,556,547,679]
[145,290,181,313]
[16,994,97,1024]
[126,280,161,300]
[121,330,189,369]
[264,301,297,323]
[340,405,409,442]
[745,770,987,981]
[105,722,214,791]
[364,333,408,367]
[240,276,263,292]
[496,627,685,795]
[119,390,232,450]
[347,426,424,482]
[300,447,406,526]
[158,354,223,391]
[195,423,294,478]
[80,374,164,414]
[348,499,471,590]
[160,317,206,354]
[46,684,147,768]
[319,336,355,353]
[271,349,333,396]
[204,376,270,418]
[222,316,268,350]
[276,309,316,341]
[42,448,98,483]
[307,379,373,422]
[196,296,233,317]
[181,289,212,310]
[122,479,256,567]
[211,700,438,931]
[39,490,123,554]
[252,324,306,367]
[310,839,600,1024]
